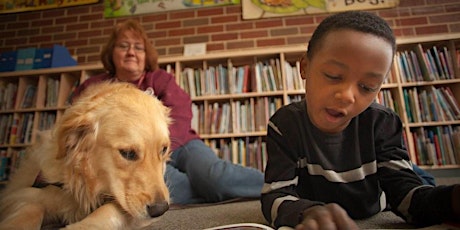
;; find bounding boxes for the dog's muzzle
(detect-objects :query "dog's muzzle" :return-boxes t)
[147,201,169,218]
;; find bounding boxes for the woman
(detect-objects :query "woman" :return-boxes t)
[72,19,264,204]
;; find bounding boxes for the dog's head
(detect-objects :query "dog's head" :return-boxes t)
[55,81,171,224]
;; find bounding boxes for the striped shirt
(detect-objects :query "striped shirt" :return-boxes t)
[261,100,456,228]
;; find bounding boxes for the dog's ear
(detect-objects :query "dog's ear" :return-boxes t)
[56,121,97,160]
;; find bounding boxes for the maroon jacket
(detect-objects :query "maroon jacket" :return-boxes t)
[72,69,200,151]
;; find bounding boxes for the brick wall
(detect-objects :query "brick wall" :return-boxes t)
[0,0,459,64]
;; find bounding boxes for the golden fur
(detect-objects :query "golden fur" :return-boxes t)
[0,82,171,229]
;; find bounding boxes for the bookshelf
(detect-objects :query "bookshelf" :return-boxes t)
[0,33,459,182]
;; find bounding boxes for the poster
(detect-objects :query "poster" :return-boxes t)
[0,0,99,14]
[242,0,399,20]
[104,0,238,18]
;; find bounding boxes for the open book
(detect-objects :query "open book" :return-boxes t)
[204,223,293,230]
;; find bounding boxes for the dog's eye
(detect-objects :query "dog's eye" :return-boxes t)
[161,146,168,156]
[119,149,138,161]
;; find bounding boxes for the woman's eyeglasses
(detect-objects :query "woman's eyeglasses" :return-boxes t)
[115,42,145,52]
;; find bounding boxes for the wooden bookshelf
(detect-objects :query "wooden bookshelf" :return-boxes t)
[0,33,460,180]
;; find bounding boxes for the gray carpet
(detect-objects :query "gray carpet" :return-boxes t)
[146,199,415,230]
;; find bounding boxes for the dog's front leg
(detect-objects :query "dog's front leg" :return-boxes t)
[60,203,128,230]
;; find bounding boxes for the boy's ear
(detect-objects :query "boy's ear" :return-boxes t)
[299,54,309,80]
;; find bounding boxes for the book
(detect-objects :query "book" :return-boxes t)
[20,84,37,108]
[204,223,295,230]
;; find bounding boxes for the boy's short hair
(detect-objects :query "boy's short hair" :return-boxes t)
[306,11,396,59]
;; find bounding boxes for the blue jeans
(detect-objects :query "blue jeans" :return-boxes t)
[165,139,265,204]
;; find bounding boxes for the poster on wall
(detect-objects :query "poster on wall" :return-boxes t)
[242,0,399,20]
[104,0,239,18]
[0,0,99,14]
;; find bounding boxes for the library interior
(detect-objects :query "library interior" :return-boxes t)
[0,0,460,229]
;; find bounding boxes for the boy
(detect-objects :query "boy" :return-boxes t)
[261,11,460,229]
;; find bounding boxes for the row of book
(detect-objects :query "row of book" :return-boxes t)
[375,89,398,114]
[0,113,34,145]
[191,97,284,135]
[205,137,267,172]
[178,59,305,98]
[403,86,460,123]
[0,148,26,181]
[46,78,60,107]
[0,78,63,110]
[0,112,56,146]
[395,44,455,83]
[0,82,17,110]
[410,126,460,166]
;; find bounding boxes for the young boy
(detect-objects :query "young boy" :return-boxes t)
[261,11,460,229]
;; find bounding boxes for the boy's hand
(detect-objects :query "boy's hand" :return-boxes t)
[295,203,359,230]
[453,185,460,221]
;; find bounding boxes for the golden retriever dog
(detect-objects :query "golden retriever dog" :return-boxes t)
[0,82,171,229]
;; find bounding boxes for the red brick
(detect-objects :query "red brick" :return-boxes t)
[42,25,65,34]
[183,35,209,44]
[156,21,181,30]
[207,43,225,52]
[67,6,90,15]
[168,46,184,55]
[5,37,28,46]
[89,37,110,45]
[285,16,314,26]
[42,9,65,18]
[226,5,241,14]
[53,32,78,41]
[32,19,54,27]
[79,30,103,38]
[76,46,101,55]
[169,28,196,37]
[91,4,105,13]
[143,14,168,22]
[241,30,268,39]
[449,23,460,32]
[55,16,79,25]
[287,36,308,45]
[66,39,89,47]
[197,8,224,17]
[87,54,101,63]
[227,40,254,50]
[17,28,40,37]
[396,17,428,26]
[211,15,238,24]
[399,0,427,7]
[197,25,224,34]
[257,38,285,47]
[67,23,90,32]
[29,34,52,43]
[80,14,104,22]
[148,31,168,39]
[445,3,460,13]
[91,20,115,29]
[299,26,316,35]
[226,22,253,31]
[411,6,445,15]
[156,38,182,46]
[429,13,460,23]
[7,22,29,30]
[156,48,167,56]
[183,18,209,27]
[18,12,41,20]
[170,10,195,19]
[255,19,283,28]
[415,25,449,34]
[270,27,298,37]
[211,33,238,41]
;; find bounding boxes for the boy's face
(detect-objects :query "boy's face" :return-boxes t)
[301,29,393,134]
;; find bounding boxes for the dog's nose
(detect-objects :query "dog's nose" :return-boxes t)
[147,201,169,218]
